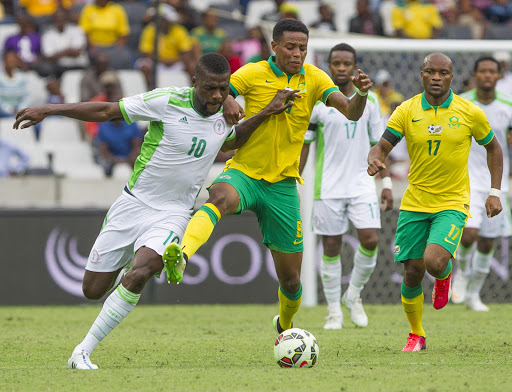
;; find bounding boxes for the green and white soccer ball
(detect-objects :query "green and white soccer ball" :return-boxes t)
[274,328,319,368]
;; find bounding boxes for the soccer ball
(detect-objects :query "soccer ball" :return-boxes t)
[274,328,319,368]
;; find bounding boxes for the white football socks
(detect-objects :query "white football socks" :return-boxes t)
[321,254,342,315]
[77,284,140,354]
[346,245,377,301]
[466,250,492,299]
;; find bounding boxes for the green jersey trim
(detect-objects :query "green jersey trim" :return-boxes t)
[128,120,164,189]
[229,82,239,98]
[119,100,132,125]
[322,87,339,104]
[314,123,325,199]
[421,89,454,110]
[386,126,403,140]
[476,130,494,145]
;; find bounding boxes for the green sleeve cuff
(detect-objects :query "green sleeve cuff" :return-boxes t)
[225,126,236,141]
[119,100,132,125]
[386,126,403,140]
[476,130,494,145]
[370,141,378,146]
[322,87,340,104]
[304,139,314,144]
[229,83,239,98]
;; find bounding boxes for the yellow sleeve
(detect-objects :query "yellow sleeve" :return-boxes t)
[386,101,406,138]
[391,7,404,30]
[313,67,338,103]
[115,5,130,36]
[139,24,154,54]
[175,26,193,52]
[78,6,92,34]
[471,106,493,145]
[229,64,255,97]
[62,0,72,9]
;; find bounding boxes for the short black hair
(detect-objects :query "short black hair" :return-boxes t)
[195,53,231,76]
[328,43,357,64]
[474,56,501,73]
[272,18,309,42]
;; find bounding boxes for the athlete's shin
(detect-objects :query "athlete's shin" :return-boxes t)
[278,284,302,330]
[347,245,377,300]
[401,282,425,337]
[467,250,493,298]
[320,254,342,311]
[181,203,221,259]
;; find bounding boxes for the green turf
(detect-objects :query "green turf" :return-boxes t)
[1,303,511,392]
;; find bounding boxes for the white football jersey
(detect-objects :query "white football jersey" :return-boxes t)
[304,90,384,199]
[460,89,512,193]
[120,87,235,211]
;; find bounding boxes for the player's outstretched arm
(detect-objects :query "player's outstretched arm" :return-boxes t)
[483,136,503,218]
[13,102,124,130]
[222,88,301,151]
[368,137,393,176]
[326,69,373,121]
[298,143,310,175]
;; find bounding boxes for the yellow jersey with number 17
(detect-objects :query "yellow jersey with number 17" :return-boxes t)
[228,56,339,184]
[386,89,493,215]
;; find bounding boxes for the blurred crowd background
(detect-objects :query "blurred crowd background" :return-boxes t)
[1,0,512,194]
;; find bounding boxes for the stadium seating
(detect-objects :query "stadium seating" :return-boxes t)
[39,117,82,147]
[156,69,190,88]
[484,24,512,40]
[117,70,147,97]
[60,69,83,104]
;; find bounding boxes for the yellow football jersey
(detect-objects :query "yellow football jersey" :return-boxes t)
[387,89,493,215]
[228,56,339,184]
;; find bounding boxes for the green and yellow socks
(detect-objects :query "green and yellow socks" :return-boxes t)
[278,284,302,330]
[401,282,425,337]
[181,203,221,259]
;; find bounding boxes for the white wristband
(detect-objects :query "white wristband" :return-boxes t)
[489,188,501,197]
[381,176,392,190]
[357,89,368,96]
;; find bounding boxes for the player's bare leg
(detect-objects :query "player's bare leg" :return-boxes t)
[69,247,163,369]
[424,244,453,310]
[453,228,478,303]
[320,235,343,329]
[272,250,302,333]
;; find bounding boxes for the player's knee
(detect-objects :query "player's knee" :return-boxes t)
[207,185,238,215]
[425,256,448,278]
[82,283,107,301]
[323,237,342,255]
[280,275,301,294]
[360,237,378,252]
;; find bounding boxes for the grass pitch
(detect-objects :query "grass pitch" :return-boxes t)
[1,303,511,392]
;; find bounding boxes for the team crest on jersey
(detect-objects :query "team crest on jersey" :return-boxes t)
[428,124,443,134]
[213,119,225,135]
[297,82,307,93]
[448,116,460,129]
[394,245,400,254]
[89,249,99,263]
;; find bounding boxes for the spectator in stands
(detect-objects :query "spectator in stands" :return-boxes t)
[168,0,200,31]
[373,69,404,118]
[79,0,130,55]
[0,0,14,23]
[0,50,30,118]
[310,3,337,32]
[46,77,65,104]
[191,8,227,56]
[80,51,111,102]
[85,70,121,139]
[136,3,194,88]
[495,50,512,95]
[391,0,443,39]
[218,39,242,74]
[0,139,30,177]
[484,0,512,24]
[349,0,385,36]
[41,8,88,78]
[456,0,486,39]
[232,27,266,64]
[4,13,42,71]
[95,117,142,177]
[247,37,271,63]
[261,0,285,23]
[20,0,72,29]
[262,0,299,22]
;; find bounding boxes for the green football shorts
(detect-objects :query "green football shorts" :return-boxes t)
[211,168,303,253]
[394,209,468,262]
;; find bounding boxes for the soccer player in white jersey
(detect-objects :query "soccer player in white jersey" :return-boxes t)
[453,56,512,311]
[299,43,393,329]
[13,53,299,369]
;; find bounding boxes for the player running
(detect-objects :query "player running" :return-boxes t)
[13,53,299,369]
[453,56,512,311]
[368,53,503,351]
[162,19,373,335]
[299,43,393,329]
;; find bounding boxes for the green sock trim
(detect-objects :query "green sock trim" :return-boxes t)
[117,284,140,304]
[438,259,452,280]
[279,283,302,301]
[358,244,378,257]
[401,282,423,299]
[200,205,219,225]
[322,254,340,262]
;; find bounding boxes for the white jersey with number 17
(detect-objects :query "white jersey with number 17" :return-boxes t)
[304,90,384,199]
[119,87,235,211]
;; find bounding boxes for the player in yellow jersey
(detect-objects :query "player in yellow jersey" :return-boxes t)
[368,53,503,352]
[163,18,373,333]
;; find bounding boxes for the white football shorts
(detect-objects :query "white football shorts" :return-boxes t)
[312,192,381,236]
[86,192,190,273]
[466,190,512,237]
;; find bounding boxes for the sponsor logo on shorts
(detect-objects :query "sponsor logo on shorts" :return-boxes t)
[463,204,469,210]
[90,249,100,263]
[444,237,456,245]
[219,175,231,180]
[293,239,304,245]
[213,119,225,135]
[394,245,400,254]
